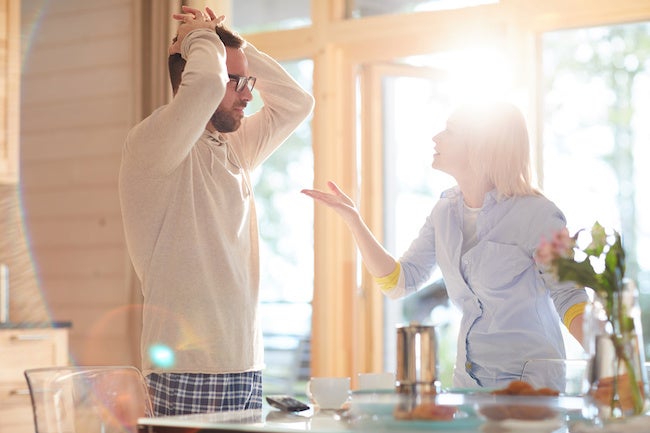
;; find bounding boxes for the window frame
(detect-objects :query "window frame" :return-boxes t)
[242,0,650,384]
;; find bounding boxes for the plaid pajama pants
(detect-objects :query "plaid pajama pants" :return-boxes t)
[146,371,263,416]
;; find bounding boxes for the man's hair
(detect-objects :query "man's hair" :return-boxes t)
[168,25,246,95]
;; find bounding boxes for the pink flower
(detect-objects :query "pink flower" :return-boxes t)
[535,237,554,267]
[535,228,574,268]
[551,227,573,255]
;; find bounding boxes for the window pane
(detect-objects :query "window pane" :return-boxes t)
[247,60,314,395]
[231,0,310,33]
[347,0,497,19]
[541,22,650,355]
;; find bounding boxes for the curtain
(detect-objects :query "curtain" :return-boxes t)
[127,0,181,367]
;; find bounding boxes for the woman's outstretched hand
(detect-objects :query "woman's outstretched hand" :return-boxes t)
[301,181,397,277]
[301,181,359,223]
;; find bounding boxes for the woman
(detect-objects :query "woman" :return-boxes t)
[302,101,587,389]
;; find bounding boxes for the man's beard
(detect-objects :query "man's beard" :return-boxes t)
[210,108,241,133]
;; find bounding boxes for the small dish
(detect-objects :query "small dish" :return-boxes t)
[349,389,397,417]
[363,415,483,431]
[497,417,565,432]
[476,395,561,421]
[473,379,581,424]
[349,390,480,426]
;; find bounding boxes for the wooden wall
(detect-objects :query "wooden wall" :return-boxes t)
[20,0,139,366]
[0,0,19,183]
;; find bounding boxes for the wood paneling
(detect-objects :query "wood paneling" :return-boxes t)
[20,126,124,160]
[20,0,137,366]
[0,184,46,323]
[0,327,69,433]
[0,0,19,183]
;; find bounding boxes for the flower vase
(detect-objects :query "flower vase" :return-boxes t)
[584,280,650,420]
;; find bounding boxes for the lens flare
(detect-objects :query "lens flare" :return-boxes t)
[148,343,175,369]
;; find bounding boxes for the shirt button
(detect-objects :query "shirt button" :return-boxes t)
[465,362,472,371]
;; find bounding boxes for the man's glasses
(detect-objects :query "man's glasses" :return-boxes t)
[228,74,256,93]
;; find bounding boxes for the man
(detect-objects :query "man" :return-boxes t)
[119,6,314,415]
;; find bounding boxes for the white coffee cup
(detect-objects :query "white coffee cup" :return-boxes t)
[306,376,350,410]
[357,372,395,390]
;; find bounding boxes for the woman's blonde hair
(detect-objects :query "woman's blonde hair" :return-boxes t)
[450,101,539,198]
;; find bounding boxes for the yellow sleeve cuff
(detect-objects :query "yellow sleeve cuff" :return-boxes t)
[563,302,587,328]
[374,262,401,292]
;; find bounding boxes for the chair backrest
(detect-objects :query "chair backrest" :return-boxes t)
[24,365,154,433]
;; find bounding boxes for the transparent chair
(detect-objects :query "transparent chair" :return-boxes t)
[24,365,154,433]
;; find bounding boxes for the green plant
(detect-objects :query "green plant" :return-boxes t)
[536,222,645,416]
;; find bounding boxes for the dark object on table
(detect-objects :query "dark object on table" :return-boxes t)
[266,395,310,412]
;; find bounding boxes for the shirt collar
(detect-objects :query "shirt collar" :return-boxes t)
[441,186,501,211]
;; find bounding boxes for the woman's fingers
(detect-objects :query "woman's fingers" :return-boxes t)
[327,181,341,194]
[301,189,330,201]
[301,187,349,209]
[326,181,354,205]
[303,182,350,202]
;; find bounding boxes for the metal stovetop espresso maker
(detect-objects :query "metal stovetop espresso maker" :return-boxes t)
[395,322,440,396]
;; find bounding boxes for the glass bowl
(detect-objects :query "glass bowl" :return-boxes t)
[348,390,485,431]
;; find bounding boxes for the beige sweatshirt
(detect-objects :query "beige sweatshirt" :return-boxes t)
[119,29,314,376]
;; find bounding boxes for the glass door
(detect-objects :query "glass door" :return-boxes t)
[539,20,650,356]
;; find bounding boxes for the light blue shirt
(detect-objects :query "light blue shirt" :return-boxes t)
[394,186,587,389]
